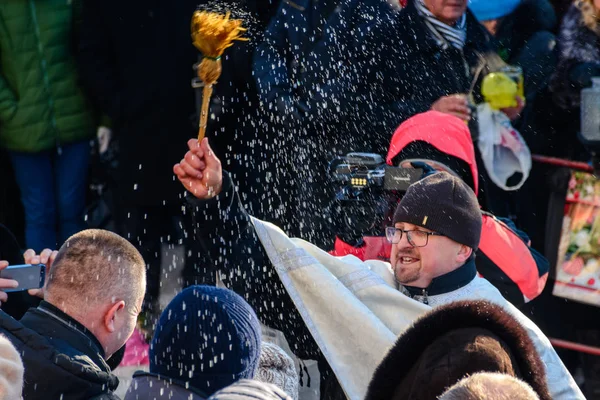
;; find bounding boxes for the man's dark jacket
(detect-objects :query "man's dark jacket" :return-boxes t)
[371,0,491,133]
[0,301,119,399]
[253,0,397,154]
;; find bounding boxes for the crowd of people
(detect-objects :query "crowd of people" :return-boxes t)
[0,0,600,398]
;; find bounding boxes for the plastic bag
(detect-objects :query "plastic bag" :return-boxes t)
[477,103,531,191]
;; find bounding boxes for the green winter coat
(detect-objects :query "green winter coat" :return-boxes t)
[0,0,94,153]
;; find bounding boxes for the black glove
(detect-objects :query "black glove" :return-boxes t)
[568,62,600,89]
[410,161,438,180]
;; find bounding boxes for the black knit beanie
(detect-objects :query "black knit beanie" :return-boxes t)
[150,285,262,395]
[393,172,482,250]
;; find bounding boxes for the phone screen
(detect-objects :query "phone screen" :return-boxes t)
[0,264,46,292]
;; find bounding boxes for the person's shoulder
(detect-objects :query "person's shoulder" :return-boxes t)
[0,310,41,347]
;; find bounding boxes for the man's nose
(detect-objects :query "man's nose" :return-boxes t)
[396,232,413,248]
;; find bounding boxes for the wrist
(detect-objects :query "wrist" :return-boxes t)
[209,181,223,198]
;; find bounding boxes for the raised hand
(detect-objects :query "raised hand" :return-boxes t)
[431,94,471,121]
[500,96,525,121]
[24,248,58,299]
[173,138,223,199]
[0,261,19,305]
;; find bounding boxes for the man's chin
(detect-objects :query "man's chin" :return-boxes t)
[394,268,420,285]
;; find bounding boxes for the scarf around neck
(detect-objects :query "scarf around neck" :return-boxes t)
[416,0,467,50]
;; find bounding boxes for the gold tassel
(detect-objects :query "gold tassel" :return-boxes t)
[191,11,247,141]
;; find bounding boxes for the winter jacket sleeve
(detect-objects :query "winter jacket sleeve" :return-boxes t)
[354,13,439,133]
[300,0,399,126]
[187,172,321,360]
[253,2,294,106]
[76,0,122,122]
[0,73,17,124]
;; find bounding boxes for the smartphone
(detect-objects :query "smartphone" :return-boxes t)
[0,264,46,292]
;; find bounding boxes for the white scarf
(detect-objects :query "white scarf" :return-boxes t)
[416,0,467,50]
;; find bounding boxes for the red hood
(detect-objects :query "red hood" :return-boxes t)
[386,111,479,194]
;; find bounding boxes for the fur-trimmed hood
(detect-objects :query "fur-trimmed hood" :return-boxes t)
[365,300,551,400]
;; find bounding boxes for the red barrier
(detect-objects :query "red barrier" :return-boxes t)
[532,154,594,172]
[550,338,600,357]
[531,155,599,357]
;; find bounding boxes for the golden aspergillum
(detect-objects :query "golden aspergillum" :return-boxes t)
[191,11,247,141]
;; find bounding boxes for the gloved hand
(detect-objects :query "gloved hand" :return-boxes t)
[410,161,438,180]
[568,62,600,89]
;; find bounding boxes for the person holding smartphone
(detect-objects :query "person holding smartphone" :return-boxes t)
[0,262,19,304]
[0,229,146,399]
[0,224,47,319]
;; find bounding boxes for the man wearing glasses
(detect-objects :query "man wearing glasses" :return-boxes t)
[385,172,482,305]
[175,138,582,399]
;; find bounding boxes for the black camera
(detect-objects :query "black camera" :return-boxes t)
[329,153,423,244]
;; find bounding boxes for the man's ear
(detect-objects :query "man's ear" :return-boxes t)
[456,244,473,263]
[104,301,125,333]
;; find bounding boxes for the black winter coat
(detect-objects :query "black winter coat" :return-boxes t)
[0,301,119,399]
[253,0,398,154]
[371,0,491,133]
[77,0,201,206]
[490,0,558,155]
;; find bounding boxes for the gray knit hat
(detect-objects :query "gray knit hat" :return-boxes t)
[393,172,482,250]
[255,342,299,400]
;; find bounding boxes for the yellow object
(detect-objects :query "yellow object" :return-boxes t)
[501,66,525,100]
[191,11,247,141]
[481,72,518,109]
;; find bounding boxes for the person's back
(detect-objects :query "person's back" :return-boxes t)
[0,229,146,399]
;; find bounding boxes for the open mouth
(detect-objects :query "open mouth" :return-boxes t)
[399,256,420,265]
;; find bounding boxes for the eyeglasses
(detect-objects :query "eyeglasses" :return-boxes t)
[385,227,444,247]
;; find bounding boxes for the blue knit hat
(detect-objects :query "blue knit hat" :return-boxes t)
[150,285,262,396]
[468,0,522,21]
